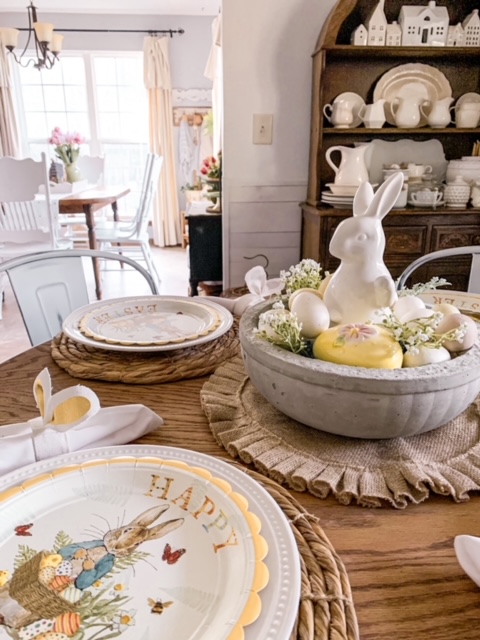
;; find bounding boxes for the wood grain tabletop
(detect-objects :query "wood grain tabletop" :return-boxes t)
[0,343,479,640]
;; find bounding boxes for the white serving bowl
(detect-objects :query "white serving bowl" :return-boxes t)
[239,301,480,440]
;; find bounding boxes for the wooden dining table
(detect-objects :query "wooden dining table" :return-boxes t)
[58,186,131,299]
[1,343,480,640]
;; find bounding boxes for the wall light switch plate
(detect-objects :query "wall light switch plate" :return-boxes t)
[253,114,273,145]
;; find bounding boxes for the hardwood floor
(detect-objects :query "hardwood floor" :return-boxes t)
[0,246,190,364]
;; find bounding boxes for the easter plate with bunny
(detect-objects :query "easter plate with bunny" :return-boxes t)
[0,458,268,640]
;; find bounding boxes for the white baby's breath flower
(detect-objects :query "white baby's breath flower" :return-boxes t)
[280,259,327,295]
[256,307,307,354]
[397,276,451,297]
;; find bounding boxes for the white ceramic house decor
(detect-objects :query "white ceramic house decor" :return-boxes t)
[365,0,387,46]
[386,21,402,46]
[399,1,449,46]
[463,9,480,46]
[351,23,368,45]
[447,23,465,46]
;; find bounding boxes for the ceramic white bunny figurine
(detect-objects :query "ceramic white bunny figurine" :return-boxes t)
[323,172,404,324]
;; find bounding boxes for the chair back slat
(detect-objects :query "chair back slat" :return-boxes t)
[135,155,163,236]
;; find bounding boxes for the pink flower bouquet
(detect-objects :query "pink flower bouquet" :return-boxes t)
[48,127,85,165]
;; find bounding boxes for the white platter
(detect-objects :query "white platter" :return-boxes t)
[63,296,233,352]
[419,290,480,314]
[79,297,221,346]
[361,139,448,185]
[0,445,301,640]
[373,63,452,126]
[456,92,480,108]
[333,91,365,128]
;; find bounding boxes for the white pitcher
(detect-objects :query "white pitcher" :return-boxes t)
[391,96,422,129]
[358,99,386,129]
[420,97,454,128]
[325,145,370,186]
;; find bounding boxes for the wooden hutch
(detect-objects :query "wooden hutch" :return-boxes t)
[301,0,480,289]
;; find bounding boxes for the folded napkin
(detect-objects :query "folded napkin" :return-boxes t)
[200,265,284,315]
[0,369,163,475]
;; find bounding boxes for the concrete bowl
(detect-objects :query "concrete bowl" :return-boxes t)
[239,301,480,439]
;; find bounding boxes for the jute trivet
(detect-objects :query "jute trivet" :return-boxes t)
[201,357,480,508]
[240,466,359,639]
[50,327,240,384]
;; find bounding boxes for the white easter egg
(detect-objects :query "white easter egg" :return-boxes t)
[290,291,330,339]
[435,313,478,352]
[401,307,436,324]
[394,295,426,322]
[403,345,451,368]
[433,302,460,316]
[59,585,83,604]
[288,287,323,310]
[257,308,292,342]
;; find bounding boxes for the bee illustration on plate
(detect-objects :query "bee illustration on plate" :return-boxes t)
[147,598,174,615]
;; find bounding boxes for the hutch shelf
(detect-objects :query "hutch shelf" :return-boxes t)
[301,0,480,289]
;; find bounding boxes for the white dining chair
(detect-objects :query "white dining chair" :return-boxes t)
[396,246,480,293]
[95,154,163,288]
[0,249,159,346]
[0,153,72,318]
[60,154,106,244]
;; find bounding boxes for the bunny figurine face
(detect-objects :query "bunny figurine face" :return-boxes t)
[323,172,404,324]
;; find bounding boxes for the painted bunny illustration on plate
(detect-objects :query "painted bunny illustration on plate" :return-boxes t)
[323,172,404,324]
[59,504,184,590]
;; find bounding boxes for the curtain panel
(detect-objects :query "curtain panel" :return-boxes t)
[0,39,21,158]
[143,36,180,247]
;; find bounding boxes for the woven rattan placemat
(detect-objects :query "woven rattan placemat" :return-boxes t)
[201,357,480,508]
[51,327,239,384]
[242,466,359,640]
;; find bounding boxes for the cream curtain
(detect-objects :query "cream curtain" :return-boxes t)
[204,14,223,156]
[0,38,20,158]
[143,36,180,247]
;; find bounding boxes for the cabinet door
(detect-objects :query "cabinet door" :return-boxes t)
[188,215,223,282]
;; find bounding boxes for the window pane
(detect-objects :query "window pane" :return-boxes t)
[41,62,64,85]
[64,85,87,111]
[116,57,140,85]
[117,86,141,112]
[28,143,50,161]
[94,57,116,85]
[43,85,65,111]
[67,112,90,137]
[46,112,68,134]
[99,112,120,138]
[60,57,86,84]
[96,86,118,112]
[20,59,42,84]
[22,85,44,111]
[25,112,49,139]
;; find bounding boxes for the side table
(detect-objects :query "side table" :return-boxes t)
[186,212,223,296]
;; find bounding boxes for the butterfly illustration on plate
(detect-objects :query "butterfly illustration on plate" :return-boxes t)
[147,598,174,615]
[162,542,186,565]
[14,523,33,537]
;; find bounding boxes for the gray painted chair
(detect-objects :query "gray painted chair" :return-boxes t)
[0,249,158,346]
[396,246,480,293]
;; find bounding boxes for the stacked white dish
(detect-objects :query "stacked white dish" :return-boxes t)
[321,183,379,208]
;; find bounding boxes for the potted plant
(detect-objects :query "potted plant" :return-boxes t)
[200,152,222,213]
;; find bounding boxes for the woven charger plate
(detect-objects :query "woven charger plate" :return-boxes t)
[241,466,359,640]
[51,325,239,384]
[201,357,480,508]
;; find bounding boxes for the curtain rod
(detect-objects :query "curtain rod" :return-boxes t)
[16,27,185,37]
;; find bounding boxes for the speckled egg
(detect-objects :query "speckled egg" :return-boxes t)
[290,291,330,339]
[53,612,81,636]
[38,566,56,585]
[39,554,63,570]
[18,618,54,639]
[59,585,83,604]
[403,345,451,368]
[435,313,478,352]
[313,324,403,369]
[55,561,73,577]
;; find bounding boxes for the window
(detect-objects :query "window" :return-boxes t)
[14,52,148,212]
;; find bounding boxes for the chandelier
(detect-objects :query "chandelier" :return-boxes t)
[0,2,63,70]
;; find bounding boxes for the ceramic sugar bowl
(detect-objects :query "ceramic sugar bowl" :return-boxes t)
[444,176,471,209]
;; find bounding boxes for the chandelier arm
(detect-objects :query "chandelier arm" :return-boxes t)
[16,3,35,63]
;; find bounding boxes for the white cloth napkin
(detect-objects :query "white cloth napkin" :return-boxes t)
[0,369,163,475]
[200,265,284,315]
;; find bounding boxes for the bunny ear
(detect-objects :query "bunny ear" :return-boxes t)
[364,172,404,220]
[146,518,185,541]
[353,181,374,217]
[128,505,171,527]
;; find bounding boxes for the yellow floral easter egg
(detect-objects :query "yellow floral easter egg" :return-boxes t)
[0,570,10,587]
[313,323,403,369]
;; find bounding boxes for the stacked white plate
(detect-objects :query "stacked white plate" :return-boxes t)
[321,183,357,208]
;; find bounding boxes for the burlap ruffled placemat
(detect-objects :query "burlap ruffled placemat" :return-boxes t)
[51,326,240,384]
[241,466,359,639]
[201,357,480,508]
